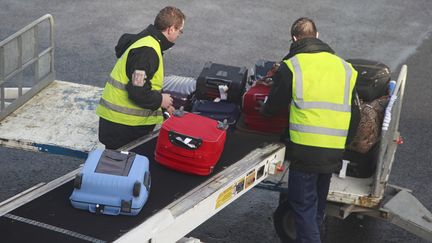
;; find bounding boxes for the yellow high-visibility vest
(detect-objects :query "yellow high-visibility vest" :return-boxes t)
[284,52,357,149]
[96,35,164,126]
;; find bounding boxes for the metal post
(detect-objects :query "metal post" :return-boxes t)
[34,24,39,83]
[17,35,23,97]
[0,46,4,110]
[372,65,407,197]
[48,15,55,80]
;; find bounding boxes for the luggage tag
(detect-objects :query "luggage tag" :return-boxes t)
[218,85,229,100]
[175,137,195,148]
[169,130,203,150]
[339,160,350,178]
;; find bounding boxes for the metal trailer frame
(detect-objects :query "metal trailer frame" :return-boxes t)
[324,65,432,241]
[264,64,432,241]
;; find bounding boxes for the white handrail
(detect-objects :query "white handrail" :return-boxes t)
[0,14,55,121]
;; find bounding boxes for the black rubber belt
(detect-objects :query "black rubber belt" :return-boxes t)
[4,213,106,243]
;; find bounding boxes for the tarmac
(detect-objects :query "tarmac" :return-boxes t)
[1,1,432,242]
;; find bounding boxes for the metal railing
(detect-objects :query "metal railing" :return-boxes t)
[0,14,55,121]
[372,65,408,197]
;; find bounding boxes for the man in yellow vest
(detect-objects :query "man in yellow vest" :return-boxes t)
[262,17,357,242]
[96,6,185,149]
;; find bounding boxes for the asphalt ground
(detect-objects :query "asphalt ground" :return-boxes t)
[1,1,431,242]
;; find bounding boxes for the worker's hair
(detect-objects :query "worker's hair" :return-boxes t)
[291,17,317,40]
[154,6,186,31]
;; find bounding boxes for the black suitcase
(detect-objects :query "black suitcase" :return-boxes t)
[195,62,248,104]
[347,59,391,102]
[344,144,379,178]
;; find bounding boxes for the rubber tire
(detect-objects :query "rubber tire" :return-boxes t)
[273,192,297,243]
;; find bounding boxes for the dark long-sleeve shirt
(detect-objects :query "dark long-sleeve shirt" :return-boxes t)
[261,63,292,116]
[115,24,174,110]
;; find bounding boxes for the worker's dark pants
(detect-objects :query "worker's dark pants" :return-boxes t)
[98,117,155,150]
[288,170,332,243]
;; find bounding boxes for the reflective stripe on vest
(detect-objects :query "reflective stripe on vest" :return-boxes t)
[96,35,164,126]
[99,98,163,117]
[290,56,352,112]
[285,53,357,149]
[107,78,126,90]
[107,78,162,93]
[290,123,348,137]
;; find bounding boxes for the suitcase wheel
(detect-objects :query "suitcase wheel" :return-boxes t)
[121,200,132,213]
[144,172,151,191]
[133,181,141,197]
[73,173,83,189]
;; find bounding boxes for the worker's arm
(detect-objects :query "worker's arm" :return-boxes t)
[125,46,163,110]
[261,63,292,116]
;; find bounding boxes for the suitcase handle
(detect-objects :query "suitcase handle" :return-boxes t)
[242,93,267,111]
[103,149,128,161]
[168,131,202,150]
[205,77,232,87]
[102,150,135,162]
[253,94,267,110]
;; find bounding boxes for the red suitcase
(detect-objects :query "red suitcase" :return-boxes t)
[242,84,288,134]
[155,111,227,176]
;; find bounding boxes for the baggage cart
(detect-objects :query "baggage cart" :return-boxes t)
[267,64,432,242]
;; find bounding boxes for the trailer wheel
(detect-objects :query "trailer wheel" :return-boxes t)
[273,192,296,242]
[133,181,141,197]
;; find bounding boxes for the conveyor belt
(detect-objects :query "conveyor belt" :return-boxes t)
[1,130,280,242]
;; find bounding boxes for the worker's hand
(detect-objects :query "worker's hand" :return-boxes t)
[259,100,271,117]
[161,93,173,109]
[166,105,175,116]
[255,78,273,86]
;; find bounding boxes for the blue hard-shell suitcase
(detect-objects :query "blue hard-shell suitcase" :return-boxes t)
[69,149,151,216]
